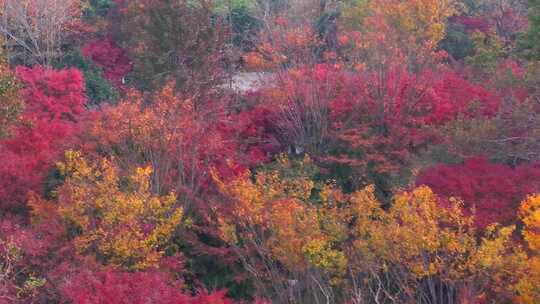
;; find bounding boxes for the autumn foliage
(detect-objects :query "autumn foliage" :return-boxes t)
[0,42,22,138]
[56,150,183,270]
[81,38,132,88]
[213,155,527,303]
[417,157,540,228]
[59,268,231,304]
[1,0,540,303]
[0,65,85,212]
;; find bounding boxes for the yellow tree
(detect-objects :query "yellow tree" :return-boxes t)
[214,155,527,303]
[340,0,456,70]
[346,185,526,303]
[519,194,540,251]
[372,0,456,48]
[213,154,348,302]
[516,194,540,303]
[55,150,183,270]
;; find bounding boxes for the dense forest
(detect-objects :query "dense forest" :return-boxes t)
[1,0,540,303]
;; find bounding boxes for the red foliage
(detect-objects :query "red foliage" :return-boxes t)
[416,69,500,124]
[416,157,540,228]
[323,65,423,181]
[0,216,51,263]
[82,38,133,87]
[0,66,86,211]
[230,102,281,164]
[488,59,531,103]
[269,63,499,136]
[192,290,232,304]
[268,64,500,176]
[60,268,231,304]
[15,66,85,121]
[451,16,491,33]
[0,215,65,302]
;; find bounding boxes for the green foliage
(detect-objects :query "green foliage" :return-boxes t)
[83,0,115,19]
[229,6,262,49]
[17,276,47,298]
[57,49,118,106]
[521,0,540,60]
[340,0,371,29]
[213,0,255,12]
[439,22,475,60]
[184,250,255,300]
[466,31,505,73]
[0,42,23,138]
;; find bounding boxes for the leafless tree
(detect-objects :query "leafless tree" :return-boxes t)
[0,0,82,65]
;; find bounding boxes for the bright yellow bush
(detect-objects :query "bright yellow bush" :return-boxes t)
[519,194,540,251]
[215,155,528,302]
[515,194,540,303]
[57,150,183,270]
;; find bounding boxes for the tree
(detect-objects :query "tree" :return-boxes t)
[60,267,232,304]
[0,39,22,138]
[114,0,229,94]
[0,66,86,212]
[340,0,457,70]
[57,48,119,106]
[417,157,540,228]
[253,63,499,197]
[346,185,524,303]
[438,19,476,60]
[212,155,348,302]
[515,194,540,303]
[56,150,184,270]
[82,0,116,19]
[0,0,83,65]
[521,0,540,60]
[213,155,527,303]
[60,268,191,304]
[81,38,132,88]
[242,17,321,71]
[0,219,47,303]
[78,82,252,208]
[519,194,540,251]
